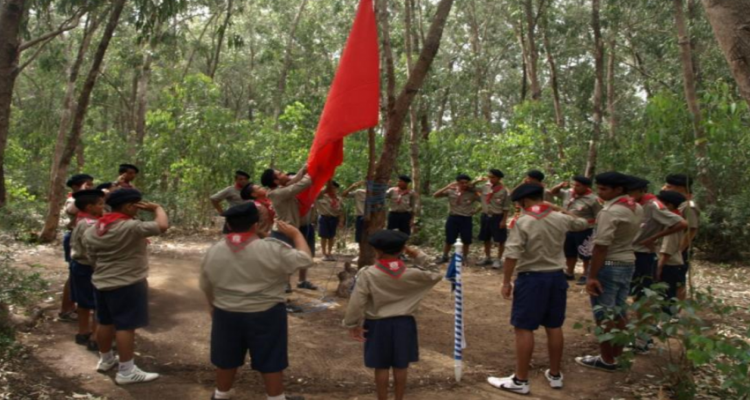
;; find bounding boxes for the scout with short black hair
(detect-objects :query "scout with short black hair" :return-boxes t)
[576,172,643,372]
[200,203,313,400]
[343,230,445,400]
[549,175,603,284]
[240,183,275,238]
[69,189,106,352]
[663,173,700,301]
[342,180,367,246]
[654,190,689,309]
[316,180,343,261]
[115,164,139,189]
[210,170,251,217]
[83,188,169,385]
[477,169,511,269]
[386,175,416,236]
[487,184,589,394]
[433,174,481,264]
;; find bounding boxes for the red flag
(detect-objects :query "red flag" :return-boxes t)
[297,0,379,216]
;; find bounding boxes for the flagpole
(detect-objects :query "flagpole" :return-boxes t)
[453,238,465,383]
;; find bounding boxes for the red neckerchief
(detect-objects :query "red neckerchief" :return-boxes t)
[76,212,100,225]
[254,198,276,221]
[67,193,73,198]
[671,209,682,217]
[328,192,340,210]
[452,188,469,206]
[225,232,257,253]
[508,214,520,229]
[234,183,244,190]
[374,258,406,279]
[523,204,552,219]
[396,188,411,205]
[571,188,592,199]
[613,196,637,212]
[638,193,665,210]
[485,184,504,204]
[96,212,132,236]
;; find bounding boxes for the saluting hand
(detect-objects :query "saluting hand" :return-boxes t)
[349,326,367,343]
[501,283,513,300]
[586,278,604,297]
[277,220,302,239]
[135,201,160,212]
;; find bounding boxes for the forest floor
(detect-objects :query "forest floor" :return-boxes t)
[3,232,749,400]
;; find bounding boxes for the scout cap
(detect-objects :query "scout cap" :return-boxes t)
[368,230,409,254]
[106,188,142,208]
[666,173,692,188]
[573,175,592,187]
[456,173,471,182]
[222,202,260,225]
[489,169,504,178]
[66,174,94,188]
[657,190,687,208]
[511,183,545,202]
[595,171,631,189]
[235,170,250,179]
[527,170,545,182]
[626,176,650,191]
[118,164,139,174]
[398,175,412,183]
[73,189,105,210]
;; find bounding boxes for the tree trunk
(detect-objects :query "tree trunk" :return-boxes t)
[606,36,617,141]
[673,0,717,204]
[405,0,423,225]
[0,0,25,208]
[524,0,542,101]
[181,12,218,80]
[541,18,565,160]
[701,0,750,108]
[585,0,604,177]
[358,127,377,269]
[272,0,309,125]
[131,18,164,158]
[514,22,529,102]
[208,0,233,80]
[39,0,127,242]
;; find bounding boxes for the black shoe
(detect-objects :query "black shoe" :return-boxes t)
[435,255,449,264]
[576,276,587,286]
[564,273,575,281]
[87,340,99,352]
[58,311,78,322]
[297,281,318,290]
[75,333,91,345]
[574,355,618,372]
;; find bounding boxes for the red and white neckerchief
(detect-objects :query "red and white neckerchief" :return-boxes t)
[374,258,406,279]
[254,198,276,221]
[523,204,552,219]
[485,184,504,204]
[567,188,592,210]
[638,193,665,210]
[395,188,411,205]
[96,212,132,236]
[67,193,73,199]
[613,196,637,212]
[225,232,257,253]
[328,193,340,210]
[75,212,100,226]
[671,208,683,217]
[508,214,520,229]
[234,182,244,190]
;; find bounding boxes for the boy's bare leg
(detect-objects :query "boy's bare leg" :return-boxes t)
[61,279,75,313]
[298,269,307,283]
[77,308,91,335]
[375,369,389,400]
[497,243,505,260]
[514,328,534,380]
[115,330,136,363]
[484,241,492,259]
[216,368,238,392]
[261,371,284,397]
[565,258,577,276]
[393,368,408,400]
[97,324,115,352]
[442,243,452,258]
[545,327,564,376]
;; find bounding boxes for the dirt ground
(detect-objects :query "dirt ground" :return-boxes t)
[6,235,745,400]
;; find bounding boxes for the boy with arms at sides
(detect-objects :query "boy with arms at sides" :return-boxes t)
[654,191,688,308]
[476,169,511,269]
[200,203,313,400]
[343,230,444,400]
[487,184,589,394]
[342,180,367,248]
[69,189,106,351]
[83,189,169,384]
[211,170,251,215]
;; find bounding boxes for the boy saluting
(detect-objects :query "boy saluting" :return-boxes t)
[343,230,444,400]
[200,203,313,400]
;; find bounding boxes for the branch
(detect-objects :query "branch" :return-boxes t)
[19,9,84,52]
[18,35,56,72]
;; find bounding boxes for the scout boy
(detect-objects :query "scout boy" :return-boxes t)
[343,230,444,400]
[663,173,700,301]
[654,190,688,307]
[200,203,313,400]
[211,170,251,214]
[115,164,139,189]
[477,169,511,269]
[240,183,275,238]
[342,180,367,245]
[316,180,343,261]
[386,175,416,236]
[84,189,169,384]
[488,183,589,394]
[433,174,480,263]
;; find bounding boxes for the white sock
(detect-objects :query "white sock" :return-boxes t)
[214,389,231,399]
[267,394,286,400]
[99,350,114,362]
[118,359,135,374]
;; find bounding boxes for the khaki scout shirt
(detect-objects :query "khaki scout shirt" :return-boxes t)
[268,175,312,228]
[210,185,243,208]
[593,195,643,263]
[505,206,589,273]
[556,189,602,227]
[84,219,162,290]
[316,193,342,217]
[345,189,367,217]
[342,251,442,328]
[660,226,685,266]
[438,188,480,217]
[480,184,511,215]
[679,200,700,230]
[200,237,314,313]
[64,197,78,230]
[632,196,685,253]
[387,188,416,213]
[71,216,97,266]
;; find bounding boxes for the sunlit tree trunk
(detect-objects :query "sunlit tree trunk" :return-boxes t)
[523,0,542,101]
[606,35,617,141]
[207,0,233,80]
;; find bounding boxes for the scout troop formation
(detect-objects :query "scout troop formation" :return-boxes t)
[58,163,699,399]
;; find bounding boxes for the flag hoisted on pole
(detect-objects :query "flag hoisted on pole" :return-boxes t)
[452,239,467,382]
[297,0,380,216]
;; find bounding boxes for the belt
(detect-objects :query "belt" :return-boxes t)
[604,261,634,267]
[390,211,412,214]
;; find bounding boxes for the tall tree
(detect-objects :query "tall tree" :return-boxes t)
[584,0,604,177]
[523,0,543,101]
[606,34,617,141]
[207,0,233,80]
[272,0,310,125]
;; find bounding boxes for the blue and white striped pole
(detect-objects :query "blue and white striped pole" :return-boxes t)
[453,238,466,382]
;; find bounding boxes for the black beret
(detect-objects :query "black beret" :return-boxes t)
[66,174,94,188]
[657,190,687,208]
[235,170,250,179]
[627,176,650,191]
[489,169,505,178]
[330,180,341,188]
[573,175,592,186]
[222,202,260,225]
[95,182,113,191]
[511,183,545,202]
[240,183,255,200]
[119,164,139,174]
[527,170,545,182]
[398,175,412,183]
[456,174,472,182]
[106,188,142,207]
[368,229,409,254]
[260,169,276,187]
[666,173,692,188]
[595,171,632,188]
[72,189,105,200]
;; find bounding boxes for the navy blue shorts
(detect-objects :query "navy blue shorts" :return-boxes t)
[631,252,656,298]
[318,215,339,239]
[364,316,419,369]
[445,215,473,245]
[387,212,412,236]
[300,224,316,257]
[95,280,149,330]
[563,229,594,260]
[63,231,72,262]
[660,264,688,300]
[511,271,568,330]
[211,303,288,373]
[355,216,365,243]
[478,213,508,243]
[682,250,691,271]
[69,260,96,310]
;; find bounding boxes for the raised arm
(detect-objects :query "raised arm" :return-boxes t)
[433,182,455,198]
[342,180,365,197]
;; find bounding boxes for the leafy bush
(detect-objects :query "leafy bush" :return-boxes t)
[0,252,49,351]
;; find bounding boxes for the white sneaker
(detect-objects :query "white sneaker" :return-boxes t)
[487,375,530,395]
[492,260,502,269]
[544,369,563,389]
[96,356,118,373]
[115,366,160,385]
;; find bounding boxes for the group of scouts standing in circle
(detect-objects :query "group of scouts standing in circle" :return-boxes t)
[56,160,699,400]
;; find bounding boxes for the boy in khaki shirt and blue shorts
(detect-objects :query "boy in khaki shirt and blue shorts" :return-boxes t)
[654,190,688,308]
[200,202,313,400]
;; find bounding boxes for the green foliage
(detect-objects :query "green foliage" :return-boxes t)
[0,252,49,352]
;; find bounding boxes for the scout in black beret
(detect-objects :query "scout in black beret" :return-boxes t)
[626,176,650,191]
[511,183,545,202]
[398,175,412,184]
[368,229,410,255]
[66,174,94,188]
[96,182,113,191]
[526,170,545,183]
[573,175,592,187]
[235,170,250,179]
[594,171,631,189]
[106,188,142,209]
[657,190,687,209]
[222,202,260,233]
[665,174,692,189]
[456,173,472,182]
[433,174,482,263]
[489,169,505,179]
[73,189,105,212]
